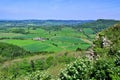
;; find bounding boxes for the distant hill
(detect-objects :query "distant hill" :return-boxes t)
[0,20,93,27]
[0,19,119,34]
[77,19,119,33]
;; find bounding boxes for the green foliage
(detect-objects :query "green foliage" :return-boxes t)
[10,28,27,34]
[59,58,93,80]
[78,19,119,33]
[0,53,76,79]
[57,56,76,64]
[59,58,120,80]
[0,71,51,80]
[91,23,120,79]
[93,23,120,57]
[26,71,51,80]
[115,56,120,66]
[90,59,114,80]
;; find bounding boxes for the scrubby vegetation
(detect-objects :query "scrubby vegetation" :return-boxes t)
[59,58,120,80]
[78,19,119,33]
[0,42,29,62]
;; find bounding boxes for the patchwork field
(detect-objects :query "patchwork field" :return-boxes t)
[0,27,94,53]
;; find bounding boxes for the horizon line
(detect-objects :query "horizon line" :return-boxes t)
[0,19,119,21]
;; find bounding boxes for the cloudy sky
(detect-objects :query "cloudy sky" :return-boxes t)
[0,0,120,20]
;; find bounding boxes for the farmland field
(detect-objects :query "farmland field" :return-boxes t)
[0,27,93,53]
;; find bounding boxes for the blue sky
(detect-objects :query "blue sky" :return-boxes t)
[0,0,120,20]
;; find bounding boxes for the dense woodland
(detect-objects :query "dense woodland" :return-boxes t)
[0,19,119,80]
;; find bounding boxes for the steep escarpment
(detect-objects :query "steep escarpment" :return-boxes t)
[93,23,120,57]
[59,23,120,80]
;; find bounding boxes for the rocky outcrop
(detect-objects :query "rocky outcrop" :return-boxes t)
[85,49,94,60]
[85,36,111,60]
[101,36,112,48]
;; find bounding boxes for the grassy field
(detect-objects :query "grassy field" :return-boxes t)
[0,27,94,53]
[0,32,25,38]
[0,38,90,52]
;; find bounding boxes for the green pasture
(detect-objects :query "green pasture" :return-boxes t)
[0,40,62,52]
[0,32,25,38]
[83,28,94,34]
[0,37,90,52]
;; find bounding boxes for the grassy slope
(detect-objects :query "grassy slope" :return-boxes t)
[0,42,29,62]
[0,51,84,79]
[79,19,119,33]
[93,23,120,57]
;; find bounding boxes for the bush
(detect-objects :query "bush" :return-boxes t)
[59,58,93,80]
[59,58,120,80]
[90,59,114,80]
[27,71,51,80]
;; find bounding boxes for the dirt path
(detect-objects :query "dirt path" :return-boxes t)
[81,38,93,44]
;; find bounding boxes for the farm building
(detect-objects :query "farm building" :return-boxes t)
[33,37,45,41]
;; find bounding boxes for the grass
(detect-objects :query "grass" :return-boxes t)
[0,40,62,52]
[83,28,94,34]
[0,38,90,52]
[51,36,82,43]
[0,33,24,38]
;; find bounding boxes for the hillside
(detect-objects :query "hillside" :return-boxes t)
[93,23,120,57]
[58,23,120,80]
[77,19,119,33]
[0,20,93,28]
[0,20,119,80]
[0,42,29,62]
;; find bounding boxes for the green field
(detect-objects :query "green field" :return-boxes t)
[0,38,90,52]
[0,32,25,38]
[0,27,93,53]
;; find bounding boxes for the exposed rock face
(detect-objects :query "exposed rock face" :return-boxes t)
[86,36,111,60]
[101,36,112,48]
[85,49,100,60]
[96,33,112,48]
[86,23,120,61]
[85,49,94,60]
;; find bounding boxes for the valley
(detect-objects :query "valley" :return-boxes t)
[0,19,120,80]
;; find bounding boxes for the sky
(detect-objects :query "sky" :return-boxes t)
[0,0,120,20]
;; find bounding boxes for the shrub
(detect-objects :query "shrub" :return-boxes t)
[90,59,114,80]
[59,58,93,80]
[27,71,51,80]
[59,58,120,80]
